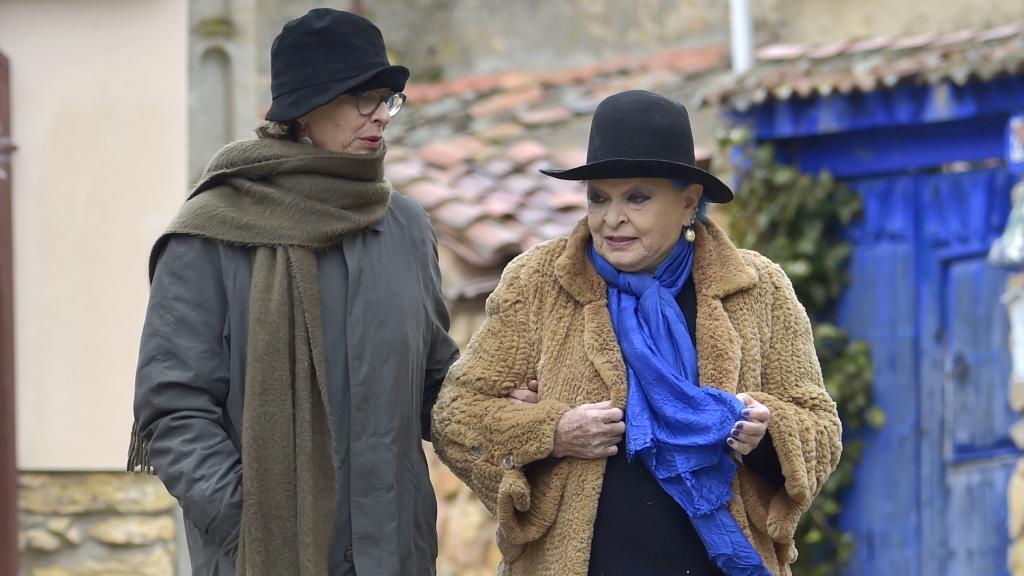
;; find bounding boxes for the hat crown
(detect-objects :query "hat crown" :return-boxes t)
[270,9,391,99]
[586,90,696,167]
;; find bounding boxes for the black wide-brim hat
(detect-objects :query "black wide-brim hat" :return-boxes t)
[265,8,410,122]
[540,90,733,203]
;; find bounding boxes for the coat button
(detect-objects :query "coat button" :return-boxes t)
[502,455,515,470]
[344,549,354,563]
[470,446,482,461]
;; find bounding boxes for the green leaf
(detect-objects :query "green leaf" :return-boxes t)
[866,406,887,429]
[721,141,876,575]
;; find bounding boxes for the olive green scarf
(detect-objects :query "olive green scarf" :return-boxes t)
[128,138,392,575]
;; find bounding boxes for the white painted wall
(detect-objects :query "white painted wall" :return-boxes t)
[0,0,188,469]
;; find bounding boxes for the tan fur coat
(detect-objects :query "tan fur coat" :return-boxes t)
[432,218,842,576]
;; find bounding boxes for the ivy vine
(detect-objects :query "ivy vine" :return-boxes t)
[717,131,885,575]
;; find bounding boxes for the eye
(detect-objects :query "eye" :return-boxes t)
[587,191,608,205]
[627,191,651,204]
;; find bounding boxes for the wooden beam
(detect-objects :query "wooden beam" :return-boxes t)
[0,50,18,576]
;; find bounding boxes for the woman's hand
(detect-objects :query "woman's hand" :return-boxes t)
[728,393,770,456]
[508,379,540,404]
[552,401,625,459]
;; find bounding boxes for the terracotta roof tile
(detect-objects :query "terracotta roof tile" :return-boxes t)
[551,148,588,169]
[420,141,472,169]
[499,172,542,196]
[482,158,518,178]
[433,201,485,230]
[847,36,893,54]
[703,21,1024,109]
[516,106,574,127]
[385,159,426,187]
[464,219,522,259]
[386,43,733,296]
[756,44,807,61]
[476,122,527,143]
[479,191,521,218]
[506,139,550,166]
[452,173,496,202]
[467,86,544,118]
[402,181,451,209]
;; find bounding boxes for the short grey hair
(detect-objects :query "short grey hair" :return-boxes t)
[254,119,302,141]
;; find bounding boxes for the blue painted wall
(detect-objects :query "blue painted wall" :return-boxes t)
[735,77,1024,575]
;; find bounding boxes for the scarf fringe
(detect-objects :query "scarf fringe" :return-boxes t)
[126,420,155,474]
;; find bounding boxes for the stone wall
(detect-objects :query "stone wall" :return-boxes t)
[17,473,178,576]
[429,293,501,576]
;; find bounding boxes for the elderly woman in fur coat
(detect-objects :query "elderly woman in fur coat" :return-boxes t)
[432,90,842,576]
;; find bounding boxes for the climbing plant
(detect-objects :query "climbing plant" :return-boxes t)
[717,130,885,575]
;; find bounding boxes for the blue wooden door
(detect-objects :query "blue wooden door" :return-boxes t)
[837,168,1017,575]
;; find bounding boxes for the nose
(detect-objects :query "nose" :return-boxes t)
[603,199,626,227]
[370,100,391,128]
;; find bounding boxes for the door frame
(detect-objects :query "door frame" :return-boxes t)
[0,50,17,576]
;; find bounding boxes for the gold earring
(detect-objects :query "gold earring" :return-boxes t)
[684,212,697,242]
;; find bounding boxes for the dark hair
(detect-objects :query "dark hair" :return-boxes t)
[672,180,709,221]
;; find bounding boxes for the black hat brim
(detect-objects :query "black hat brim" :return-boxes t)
[540,159,733,203]
[265,64,410,121]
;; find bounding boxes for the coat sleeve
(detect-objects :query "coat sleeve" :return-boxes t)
[422,231,460,441]
[431,255,570,537]
[748,261,842,542]
[133,235,242,549]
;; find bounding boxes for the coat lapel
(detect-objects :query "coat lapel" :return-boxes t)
[692,220,758,394]
[556,219,629,405]
[554,217,758,400]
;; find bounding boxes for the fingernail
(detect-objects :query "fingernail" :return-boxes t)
[735,422,744,430]
[741,409,751,418]
[731,429,740,438]
[727,438,734,445]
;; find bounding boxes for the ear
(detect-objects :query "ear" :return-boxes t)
[683,184,704,213]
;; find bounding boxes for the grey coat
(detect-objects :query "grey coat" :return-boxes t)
[133,193,459,576]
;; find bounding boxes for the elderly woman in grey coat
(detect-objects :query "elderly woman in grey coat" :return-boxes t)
[128,9,458,576]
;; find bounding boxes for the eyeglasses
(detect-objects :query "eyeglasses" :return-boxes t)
[354,90,407,118]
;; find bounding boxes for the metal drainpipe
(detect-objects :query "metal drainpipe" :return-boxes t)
[729,0,754,74]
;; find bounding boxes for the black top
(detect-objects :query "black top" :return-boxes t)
[587,275,784,576]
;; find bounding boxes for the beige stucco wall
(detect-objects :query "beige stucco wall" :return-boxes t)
[0,0,188,470]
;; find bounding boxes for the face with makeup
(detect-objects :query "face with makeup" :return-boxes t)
[586,178,703,274]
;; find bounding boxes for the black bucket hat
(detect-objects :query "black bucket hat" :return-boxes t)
[265,9,410,121]
[540,90,732,203]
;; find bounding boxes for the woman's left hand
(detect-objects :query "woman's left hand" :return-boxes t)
[727,393,770,456]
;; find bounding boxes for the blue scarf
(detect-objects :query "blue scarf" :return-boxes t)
[589,239,770,576]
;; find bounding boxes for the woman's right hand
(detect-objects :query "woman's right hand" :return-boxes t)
[551,400,625,459]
